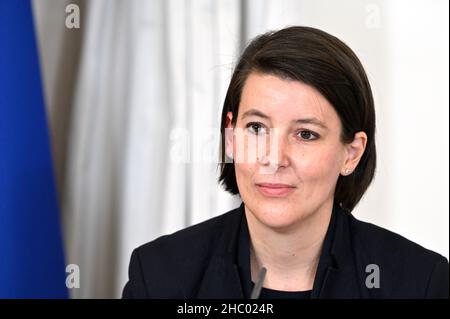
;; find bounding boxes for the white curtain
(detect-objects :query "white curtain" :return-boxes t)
[33,0,448,298]
[63,0,241,298]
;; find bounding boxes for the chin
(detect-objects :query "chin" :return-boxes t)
[248,201,305,231]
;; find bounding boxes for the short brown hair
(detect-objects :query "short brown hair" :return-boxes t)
[218,26,376,213]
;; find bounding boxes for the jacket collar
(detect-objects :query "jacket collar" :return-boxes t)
[312,203,361,298]
[196,202,361,298]
[196,203,245,298]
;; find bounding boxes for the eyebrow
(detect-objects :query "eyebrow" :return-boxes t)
[240,108,328,129]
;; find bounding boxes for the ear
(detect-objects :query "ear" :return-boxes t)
[224,112,234,159]
[341,131,367,176]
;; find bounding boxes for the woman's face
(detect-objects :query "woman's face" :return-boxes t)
[225,72,365,231]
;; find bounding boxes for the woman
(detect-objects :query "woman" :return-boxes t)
[122,26,448,299]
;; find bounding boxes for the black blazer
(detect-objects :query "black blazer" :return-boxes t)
[122,202,449,299]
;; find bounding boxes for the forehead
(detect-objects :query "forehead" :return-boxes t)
[239,72,338,124]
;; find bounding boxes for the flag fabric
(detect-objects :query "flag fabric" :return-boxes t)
[0,0,68,298]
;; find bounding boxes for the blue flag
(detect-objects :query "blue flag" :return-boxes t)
[0,1,68,298]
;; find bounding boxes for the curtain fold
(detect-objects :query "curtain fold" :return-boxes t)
[63,0,240,298]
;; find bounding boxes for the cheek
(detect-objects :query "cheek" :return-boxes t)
[233,133,261,179]
[234,162,258,199]
[291,149,341,204]
[293,145,343,184]
[235,162,256,183]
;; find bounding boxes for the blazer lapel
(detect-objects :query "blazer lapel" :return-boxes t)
[196,204,245,298]
[317,267,360,298]
[196,255,244,298]
[313,204,362,299]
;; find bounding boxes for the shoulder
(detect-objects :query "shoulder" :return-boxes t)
[122,206,241,298]
[348,214,449,298]
[348,214,445,262]
[136,205,240,261]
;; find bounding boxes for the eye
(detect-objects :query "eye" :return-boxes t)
[246,122,267,135]
[297,130,319,141]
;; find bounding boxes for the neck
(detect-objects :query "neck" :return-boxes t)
[246,200,333,291]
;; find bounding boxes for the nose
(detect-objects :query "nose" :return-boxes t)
[258,128,290,172]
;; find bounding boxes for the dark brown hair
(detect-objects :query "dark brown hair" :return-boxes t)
[218,26,376,213]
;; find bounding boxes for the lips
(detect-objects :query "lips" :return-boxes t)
[255,183,296,197]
